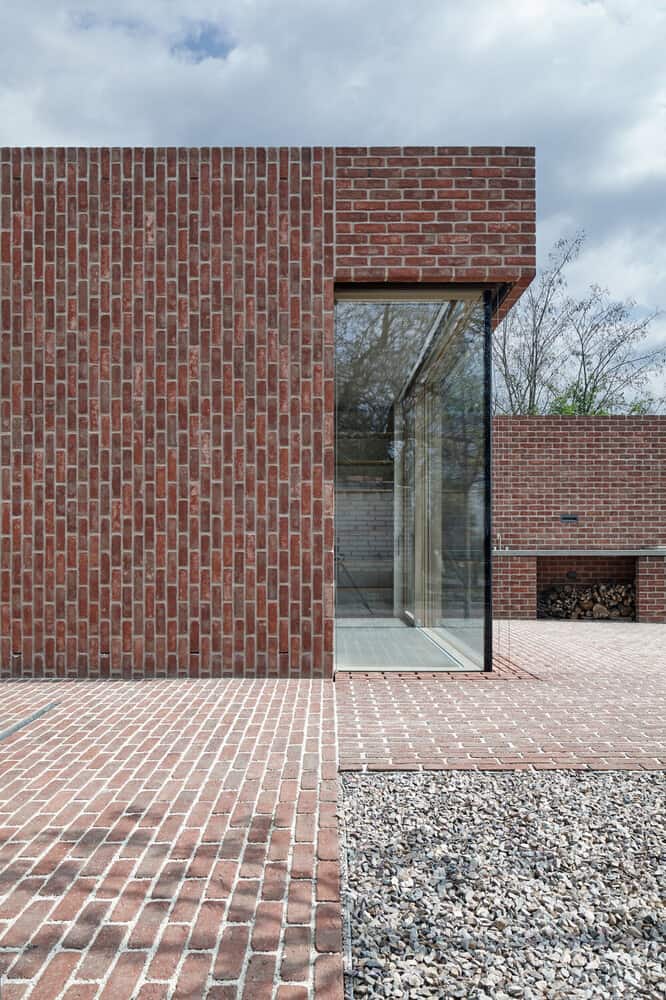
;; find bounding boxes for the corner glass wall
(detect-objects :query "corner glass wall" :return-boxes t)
[334,291,491,671]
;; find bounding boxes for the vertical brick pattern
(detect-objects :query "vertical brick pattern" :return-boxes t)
[0,147,336,679]
[0,678,343,997]
[1,147,535,678]
[636,556,666,623]
[493,555,536,618]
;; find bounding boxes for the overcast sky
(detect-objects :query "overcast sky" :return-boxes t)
[1,0,665,383]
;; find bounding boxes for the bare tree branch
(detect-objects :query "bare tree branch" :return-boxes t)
[493,234,666,415]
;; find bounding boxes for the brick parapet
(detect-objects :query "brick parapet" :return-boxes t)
[334,145,536,315]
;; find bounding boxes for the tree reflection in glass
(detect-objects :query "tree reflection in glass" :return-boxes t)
[334,295,489,670]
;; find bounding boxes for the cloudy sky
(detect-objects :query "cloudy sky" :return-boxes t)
[2,0,665,382]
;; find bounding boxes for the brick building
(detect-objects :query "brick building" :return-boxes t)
[1,145,536,679]
[493,416,666,622]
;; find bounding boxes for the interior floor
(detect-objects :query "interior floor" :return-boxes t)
[335,588,394,617]
[335,620,467,671]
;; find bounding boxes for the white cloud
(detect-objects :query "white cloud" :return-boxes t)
[0,0,664,321]
[568,227,666,306]
[592,95,666,187]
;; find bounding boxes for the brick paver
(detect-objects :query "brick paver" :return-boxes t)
[336,621,666,771]
[0,688,62,737]
[1,621,663,996]
[0,680,343,998]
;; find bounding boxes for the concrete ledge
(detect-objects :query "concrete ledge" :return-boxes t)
[493,549,666,557]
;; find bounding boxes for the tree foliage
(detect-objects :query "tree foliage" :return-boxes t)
[493,233,666,415]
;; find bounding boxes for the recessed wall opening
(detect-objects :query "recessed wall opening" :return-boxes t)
[537,556,636,620]
[334,289,492,672]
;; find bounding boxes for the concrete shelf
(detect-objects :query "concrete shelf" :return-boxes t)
[493,549,666,557]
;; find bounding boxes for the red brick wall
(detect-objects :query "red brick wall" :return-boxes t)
[493,555,536,619]
[537,556,636,588]
[0,146,535,679]
[492,416,666,622]
[636,556,666,623]
[334,146,535,315]
[492,416,666,548]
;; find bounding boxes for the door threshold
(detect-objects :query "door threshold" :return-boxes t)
[333,621,476,672]
[419,628,482,672]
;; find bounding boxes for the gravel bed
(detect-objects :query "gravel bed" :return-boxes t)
[342,771,665,999]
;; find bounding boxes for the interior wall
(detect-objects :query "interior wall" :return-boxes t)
[334,488,393,591]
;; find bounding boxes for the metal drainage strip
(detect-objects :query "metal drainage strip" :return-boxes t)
[0,702,58,743]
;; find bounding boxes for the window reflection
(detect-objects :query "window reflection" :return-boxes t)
[335,294,489,671]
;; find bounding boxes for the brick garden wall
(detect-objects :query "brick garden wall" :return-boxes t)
[536,556,636,588]
[0,146,535,678]
[492,416,666,549]
[636,556,666,624]
[493,555,536,619]
[492,416,666,622]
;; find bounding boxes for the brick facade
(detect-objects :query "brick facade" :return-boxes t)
[0,146,535,679]
[493,416,666,622]
[334,146,535,315]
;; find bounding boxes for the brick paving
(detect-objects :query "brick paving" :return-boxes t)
[336,620,666,771]
[1,622,664,997]
[0,687,61,736]
[0,680,342,999]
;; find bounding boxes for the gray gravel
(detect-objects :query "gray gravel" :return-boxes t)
[342,771,665,999]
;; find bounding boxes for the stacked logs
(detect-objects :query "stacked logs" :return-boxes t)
[539,582,636,620]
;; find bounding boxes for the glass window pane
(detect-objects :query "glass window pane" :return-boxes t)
[426,303,487,664]
[335,301,440,619]
[334,294,489,671]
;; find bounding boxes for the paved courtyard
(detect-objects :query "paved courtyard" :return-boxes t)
[0,680,341,999]
[337,620,666,771]
[0,621,664,998]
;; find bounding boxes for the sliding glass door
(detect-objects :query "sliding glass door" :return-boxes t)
[397,301,488,665]
[334,290,491,671]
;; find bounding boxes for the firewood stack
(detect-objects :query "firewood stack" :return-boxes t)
[538,582,636,620]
